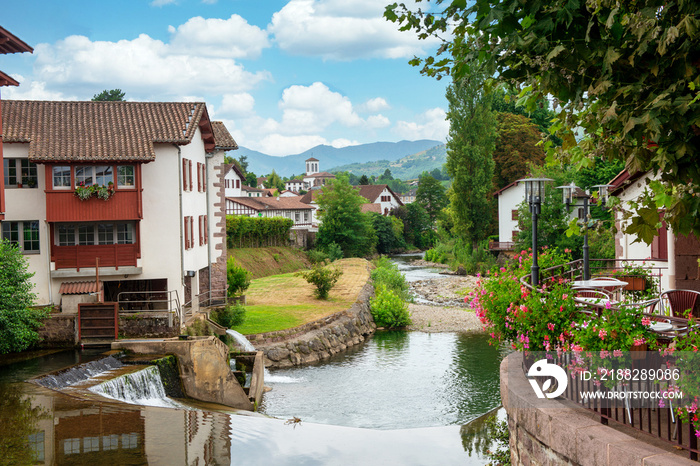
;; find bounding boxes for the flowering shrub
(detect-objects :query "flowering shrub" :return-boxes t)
[571,304,658,352]
[74,183,94,200]
[74,182,114,201]
[668,319,700,437]
[610,262,659,300]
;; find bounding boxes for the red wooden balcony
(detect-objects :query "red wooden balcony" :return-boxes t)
[46,190,142,222]
[52,244,138,270]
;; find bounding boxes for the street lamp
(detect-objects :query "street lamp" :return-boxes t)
[519,177,552,287]
[557,183,614,281]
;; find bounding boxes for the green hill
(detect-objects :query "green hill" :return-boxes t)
[329,144,447,179]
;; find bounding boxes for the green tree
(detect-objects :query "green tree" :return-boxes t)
[385,0,700,241]
[264,170,284,191]
[245,172,257,188]
[316,177,377,257]
[416,173,448,223]
[0,240,47,354]
[396,203,435,249]
[492,112,546,190]
[359,174,370,185]
[92,89,125,101]
[370,213,405,254]
[445,73,497,247]
[237,155,249,175]
[379,168,393,181]
[492,87,558,140]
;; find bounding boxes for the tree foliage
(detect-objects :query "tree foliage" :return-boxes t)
[445,72,497,246]
[92,89,125,101]
[492,112,546,190]
[416,173,448,222]
[226,216,293,248]
[386,0,700,241]
[316,177,377,257]
[264,170,284,191]
[0,240,47,354]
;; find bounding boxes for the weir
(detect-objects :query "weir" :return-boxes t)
[88,365,183,408]
[32,355,124,389]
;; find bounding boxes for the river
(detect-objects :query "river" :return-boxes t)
[0,256,508,465]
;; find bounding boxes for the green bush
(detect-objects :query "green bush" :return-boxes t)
[226,215,293,248]
[306,249,329,264]
[227,257,251,297]
[211,304,246,328]
[371,257,410,301]
[296,262,343,299]
[325,242,344,262]
[370,284,411,328]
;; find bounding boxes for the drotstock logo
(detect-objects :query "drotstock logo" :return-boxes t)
[527,359,568,399]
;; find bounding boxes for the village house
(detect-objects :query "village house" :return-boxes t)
[1,100,236,325]
[284,157,336,193]
[399,188,417,204]
[356,184,404,215]
[225,196,314,230]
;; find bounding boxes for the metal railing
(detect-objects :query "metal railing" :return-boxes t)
[116,290,181,327]
[488,241,514,251]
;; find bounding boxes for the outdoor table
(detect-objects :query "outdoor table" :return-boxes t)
[572,278,628,300]
[649,321,673,333]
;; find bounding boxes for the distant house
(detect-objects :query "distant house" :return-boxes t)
[285,157,336,192]
[492,181,524,250]
[224,163,246,197]
[225,196,314,230]
[256,177,267,189]
[400,188,417,204]
[285,178,306,193]
[1,99,237,322]
[356,184,403,215]
[298,189,321,225]
[241,185,265,197]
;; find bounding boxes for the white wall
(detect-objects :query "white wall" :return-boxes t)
[224,167,242,197]
[3,143,51,304]
[497,183,525,243]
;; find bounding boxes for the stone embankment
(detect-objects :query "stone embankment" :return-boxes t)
[249,282,376,368]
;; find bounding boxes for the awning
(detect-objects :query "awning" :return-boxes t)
[59,281,103,295]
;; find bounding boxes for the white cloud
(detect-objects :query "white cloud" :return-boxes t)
[330,138,359,148]
[393,107,448,141]
[217,93,256,118]
[151,0,177,6]
[366,114,390,129]
[168,15,270,59]
[358,97,390,113]
[279,82,362,134]
[2,76,76,101]
[257,133,329,156]
[269,0,440,60]
[31,34,270,100]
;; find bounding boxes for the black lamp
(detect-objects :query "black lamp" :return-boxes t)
[519,177,552,286]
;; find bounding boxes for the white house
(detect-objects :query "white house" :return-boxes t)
[0,100,236,325]
[223,163,245,198]
[357,184,403,215]
[225,196,314,230]
[284,157,336,192]
[493,181,525,247]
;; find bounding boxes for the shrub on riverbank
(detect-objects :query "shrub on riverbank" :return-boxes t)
[211,304,246,328]
[370,285,411,328]
[227,257,251,297]
[371,256,410,301]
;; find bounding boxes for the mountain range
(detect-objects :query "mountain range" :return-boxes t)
[236,140,444,178]
[330,144,447,180]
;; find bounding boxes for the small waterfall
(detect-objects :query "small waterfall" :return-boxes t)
[89,365,183,408]
[226,329,256,351]
[33,356,124,389]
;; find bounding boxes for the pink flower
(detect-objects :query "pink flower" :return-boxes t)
[641,317,651,326]
[598,329,607,339]
[604,301,612,310]
[547,323,555,331]
[562,294,568,300]
[633,338,645,346]
[613,350,623,357]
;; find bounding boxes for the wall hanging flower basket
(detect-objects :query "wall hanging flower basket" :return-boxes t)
[619,276,647,291]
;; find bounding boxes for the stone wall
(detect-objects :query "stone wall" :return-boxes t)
[119,313,179,339]
[500,352,695,465]
[38,314,77,347]
[248,282,376,368]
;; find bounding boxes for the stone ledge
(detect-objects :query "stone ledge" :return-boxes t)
[501,352,696,466]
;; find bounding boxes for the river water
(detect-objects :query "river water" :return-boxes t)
[0,257,508,465]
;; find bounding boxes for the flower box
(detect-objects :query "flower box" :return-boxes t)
[619,276,646,291]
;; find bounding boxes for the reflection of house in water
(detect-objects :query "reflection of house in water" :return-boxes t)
[26,390,232,464]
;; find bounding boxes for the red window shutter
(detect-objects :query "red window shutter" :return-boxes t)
[197,163,202,192]
[182,159,187,190]
[202,165,206,192]
[189,217,194,248]
[651,214,668,260]
[511,210,519,221]
[188,160,193,191]
[236,179,240,189]
[184,216,189,250]
[204,215,208,244]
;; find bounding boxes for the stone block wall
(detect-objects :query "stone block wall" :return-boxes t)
[38,314,77,347]
[119,314,179,339]
[249,282,376,368]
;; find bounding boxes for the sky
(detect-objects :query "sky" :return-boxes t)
[1,0,450,157]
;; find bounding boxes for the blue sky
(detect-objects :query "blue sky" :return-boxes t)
[1,0,449,156]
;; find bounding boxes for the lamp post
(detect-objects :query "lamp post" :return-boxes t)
[557,182,614,281]
[519,177,552,287]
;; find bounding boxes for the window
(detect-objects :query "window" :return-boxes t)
[117,165,135,188]
[78,225,95,245]
[102,434,119,451]
[117,223,134,244]
[28,432,45,462]
[56,223,135,246]
[75,166,94,186]
[122,433,139,449]
[64,438,81,455]
[83,437,100,453]
[4,159,38,187]
[95,165,113,186]
[2,221,39,253]
[53,166,71,189]
[98,224,114,245]
[511,209,519,221]
[75,165,113,186]
[295,212,300,223]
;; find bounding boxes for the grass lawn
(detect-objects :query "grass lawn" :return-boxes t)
[232,258,370,335]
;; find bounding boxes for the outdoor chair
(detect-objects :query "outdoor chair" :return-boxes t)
[573,289,615,315]
[618,298,659,314]
[659,289,700,318]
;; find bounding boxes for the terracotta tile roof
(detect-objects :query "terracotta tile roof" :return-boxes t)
[0,70,20,87]
[224,163,245,180]
[59,281,103,295]
[211,121,238,150]
[299,189,321,204]
[242,185,265,193]
[1,100,232,162]
[227,196,313,211]
[305,157,319,161]
[306,171,335,178]
[361,203,382,214]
